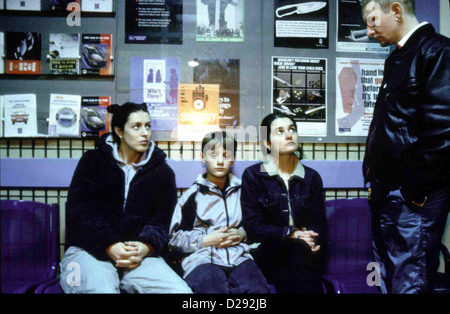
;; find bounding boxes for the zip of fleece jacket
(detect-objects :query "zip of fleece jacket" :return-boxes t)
[169,173,253,278]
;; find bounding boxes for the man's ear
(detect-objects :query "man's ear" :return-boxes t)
[391,1,402,17]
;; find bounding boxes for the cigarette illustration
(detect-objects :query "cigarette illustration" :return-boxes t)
[274,105,296,116]
[274,75,293,87]
[276,90,290,104]
[345,29,369,42]
[305,105,325,115]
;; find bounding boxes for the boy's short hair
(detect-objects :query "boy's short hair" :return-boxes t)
[201,131,237,156]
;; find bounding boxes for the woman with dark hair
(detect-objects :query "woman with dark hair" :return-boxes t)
[60,102,192,293]
[240,112,326,293]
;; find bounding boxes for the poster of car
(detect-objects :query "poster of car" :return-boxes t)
[5,32,41,75]
[3,93,38,137]
[336,0,389,53]
[125,0,182,45]
[130,57,180,131]
[177,83,220,141]
[48,94,82,137]
[193,58,240,128]
[81,34,113,76]
[80,96,110,138]
[335,58,385,137]
[272,56,327,137]
[274,0,328,49]
[196,0,244,43]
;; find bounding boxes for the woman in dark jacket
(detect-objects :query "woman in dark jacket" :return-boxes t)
[60,102,191,293]
[241,113,326,293]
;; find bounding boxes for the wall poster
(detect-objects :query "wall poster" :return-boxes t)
[130,57,181,131]
[125,0,183,44]
[196,0,245,42]
[3,93,38,137]
[272,57,327,137]
[274,0,328,49]
[336,0,389,53]
[6,32,41,75]
[335,57,384,137]
[193,58,240,128]
[177,84,220,141]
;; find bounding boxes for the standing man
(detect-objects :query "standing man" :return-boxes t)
[361,0,450,293]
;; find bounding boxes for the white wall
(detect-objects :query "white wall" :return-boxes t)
[439,0,450,274]
[441,0,450,37]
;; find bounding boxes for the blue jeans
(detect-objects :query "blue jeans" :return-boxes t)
[370,187,450,293]
[251,238,324,293]
[185,259,270,294]
[60,246,192,294]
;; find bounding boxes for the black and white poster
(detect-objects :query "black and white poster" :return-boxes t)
[196,0,244,43]
[274,0,328,49]
[125,0,183,45]
[272,57,327,137]
[336,0,389,53]
[193,58,240,128]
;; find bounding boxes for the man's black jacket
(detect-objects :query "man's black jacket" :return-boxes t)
[363,24,450,195]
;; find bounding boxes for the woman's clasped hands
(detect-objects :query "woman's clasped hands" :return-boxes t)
[291,228,321,253]
[106,241,153,269]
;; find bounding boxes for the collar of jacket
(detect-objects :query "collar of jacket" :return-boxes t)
[260,151,305,180]
[97,132,166,171]
[195,173,241,194]
[105,133,155,168]
[391,23,435,57]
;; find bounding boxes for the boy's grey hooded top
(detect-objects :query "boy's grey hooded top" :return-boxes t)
[169,173,252,278]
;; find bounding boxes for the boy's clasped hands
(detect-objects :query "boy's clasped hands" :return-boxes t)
[203,227,247,248]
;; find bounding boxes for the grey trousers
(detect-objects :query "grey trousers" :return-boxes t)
[60,246,192,294]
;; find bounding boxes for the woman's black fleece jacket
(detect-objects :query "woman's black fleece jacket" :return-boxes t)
[65,133,177,261]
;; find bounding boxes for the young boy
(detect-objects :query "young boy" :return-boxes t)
[169,131,270,293]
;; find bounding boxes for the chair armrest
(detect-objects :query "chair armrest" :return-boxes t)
[14,278,53,294]
[322,275,344,294]
[34,278,62,294]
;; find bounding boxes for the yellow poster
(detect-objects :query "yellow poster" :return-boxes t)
[177,84,220,141]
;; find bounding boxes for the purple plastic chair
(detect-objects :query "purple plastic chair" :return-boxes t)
[34,277,64,294]
[323,198,380,294]
[1,200,60,294]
